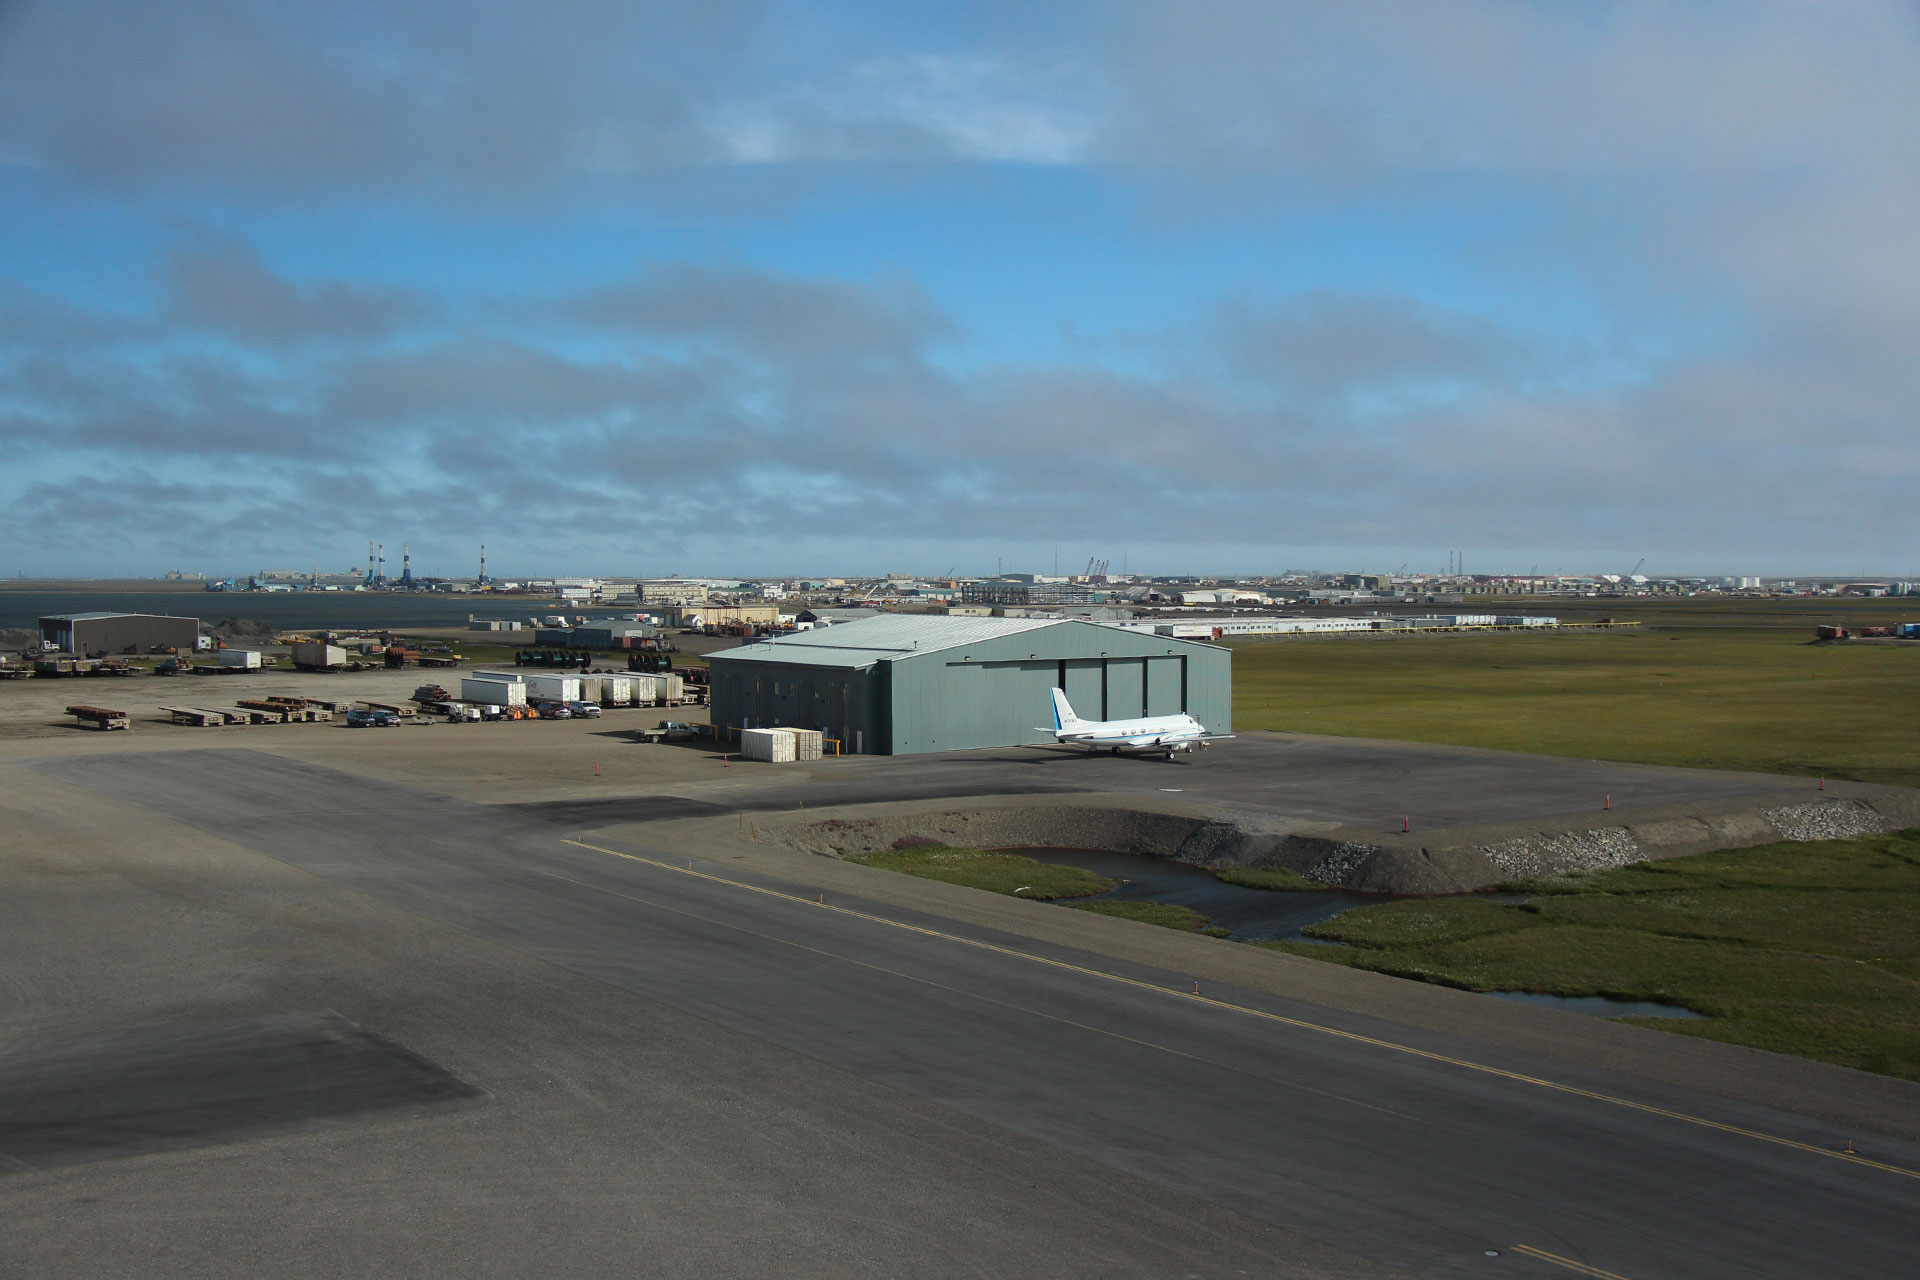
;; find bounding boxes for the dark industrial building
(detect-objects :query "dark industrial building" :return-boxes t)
[533,623,660,649]
[708,615,1230,755]
[38,612,201,655]
[959,581,1099,606]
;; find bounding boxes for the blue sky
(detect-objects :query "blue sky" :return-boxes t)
[3,1,1917,580]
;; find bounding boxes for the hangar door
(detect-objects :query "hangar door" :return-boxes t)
[1060,659,1104,719]
[1104,658,1147,719]
[1144,656,1185,716]
[978,660,1062,744]
[1057,655,1185,720]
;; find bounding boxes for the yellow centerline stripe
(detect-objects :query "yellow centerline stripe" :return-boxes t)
[563,838,1920,1182]
[1512,1242,1639,1279]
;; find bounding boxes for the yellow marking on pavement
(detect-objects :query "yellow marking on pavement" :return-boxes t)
[563,838,1920,1182]
[1511,1243,1638,1279]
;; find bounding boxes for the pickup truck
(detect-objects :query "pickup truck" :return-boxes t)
[632,720,699,744]
[345,709,401,728]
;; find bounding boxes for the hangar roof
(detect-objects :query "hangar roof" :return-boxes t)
[710,615,1061,671]
[709,614,1222,672]
[39,612,197,623]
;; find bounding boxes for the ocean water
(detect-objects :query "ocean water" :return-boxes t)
[0,590,552,633]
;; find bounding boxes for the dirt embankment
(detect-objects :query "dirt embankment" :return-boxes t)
[765,791,1920,896]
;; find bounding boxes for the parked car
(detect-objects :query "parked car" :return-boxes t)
[345,708,400,728]
[566,700,602,718]
[535,701,573,719]
[658,720,698,741]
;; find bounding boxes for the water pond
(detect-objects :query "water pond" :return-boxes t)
[1004,847,1405,942]
[1482,991,1705,1020]
[1012,847,1710,1023]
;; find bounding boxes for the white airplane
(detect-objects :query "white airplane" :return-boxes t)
[1038,687,1234,759]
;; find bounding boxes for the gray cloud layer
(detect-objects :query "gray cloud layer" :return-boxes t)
[1,2,1916,574]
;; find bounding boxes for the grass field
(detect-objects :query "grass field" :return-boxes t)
[847,846,1114,899]
[1062,900,1216,931]
[1214,866,1321,891]
[1259,831,1920,1082]
[1230,601,1920,786]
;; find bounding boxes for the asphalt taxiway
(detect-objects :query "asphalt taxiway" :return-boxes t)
[10,746,1917,1280]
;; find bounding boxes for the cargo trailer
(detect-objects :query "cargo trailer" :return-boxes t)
[290,642,347,671]
[461,677,528,707]
[523,674,582,704]
[66,704,130,730]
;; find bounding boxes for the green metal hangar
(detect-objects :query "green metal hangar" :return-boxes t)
[708,615,1230,755]
[38,611,201,655]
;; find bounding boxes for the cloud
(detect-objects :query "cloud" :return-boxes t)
[710,52,1100,165]
[165,235,428,344]
[2,4,1918,574]
[0,0,763,193]
[0,281,147,349]
[4,245,1916,571]
[572,264,953,369]
[1216,293,1522,402]
[1096,1,1920,177]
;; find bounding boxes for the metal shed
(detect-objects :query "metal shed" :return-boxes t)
[707,615,1230,755]
[38,612,201,656]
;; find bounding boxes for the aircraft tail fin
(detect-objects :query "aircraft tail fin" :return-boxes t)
[1050,687,1083,731]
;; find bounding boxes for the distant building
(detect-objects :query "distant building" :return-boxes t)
[960,581,1097,607]
[658,603,781,628]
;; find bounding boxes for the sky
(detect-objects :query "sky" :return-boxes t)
[2,1,1918,581]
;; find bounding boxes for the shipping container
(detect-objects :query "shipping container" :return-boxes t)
[290,642,347,671]
[741,727,796,762]
[217,648,263,668]
[783,727,825,760]
[461,677,527,706]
